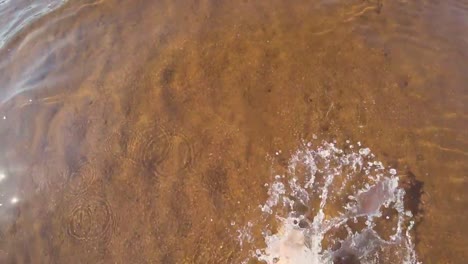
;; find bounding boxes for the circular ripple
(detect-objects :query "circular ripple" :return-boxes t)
[127,125,172,167]
[68,163,98,195]
[102,130,131,160]
[106,125,194,176]
[155,132,193,175]
[67,197,113,241]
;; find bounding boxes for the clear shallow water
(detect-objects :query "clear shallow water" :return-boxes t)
[0,0,466,263]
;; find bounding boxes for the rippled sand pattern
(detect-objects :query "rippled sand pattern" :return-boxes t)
[0,0,466,263]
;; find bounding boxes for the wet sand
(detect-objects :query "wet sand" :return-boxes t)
[0,0,467,263]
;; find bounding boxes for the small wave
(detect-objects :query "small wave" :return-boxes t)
[0,0,67,49]
[0,0,104,105]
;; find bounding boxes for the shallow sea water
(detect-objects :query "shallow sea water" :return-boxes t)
[0,0,466,263]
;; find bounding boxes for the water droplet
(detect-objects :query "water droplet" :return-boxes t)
[359,148,371,156]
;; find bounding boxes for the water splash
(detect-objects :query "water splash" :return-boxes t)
[239,140,420,264]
